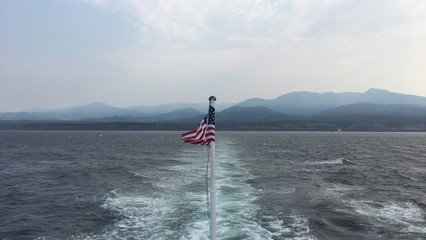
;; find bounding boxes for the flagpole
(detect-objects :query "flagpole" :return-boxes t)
[208,96,216,240]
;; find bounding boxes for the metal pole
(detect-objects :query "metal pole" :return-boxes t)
[209,142,216,240]
[208,97,216,240]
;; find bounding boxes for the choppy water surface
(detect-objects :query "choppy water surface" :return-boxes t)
[1,131,425,240]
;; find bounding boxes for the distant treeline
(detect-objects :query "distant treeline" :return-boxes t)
[1,120,425,132]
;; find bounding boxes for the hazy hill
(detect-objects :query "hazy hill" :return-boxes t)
[53,102,145,120]
[316,103,426,120]
[356,88,426,105]
[92,108,203,122]
[0,112,59,121]
[217,106,293,122]
[0,102,144,121]
[0,102,221,121]
[237,89,426,115]
[126,102,234,114]
[238,91,361,115]
[0,102,140,120]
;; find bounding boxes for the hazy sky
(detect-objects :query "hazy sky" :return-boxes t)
[1,0,426,112]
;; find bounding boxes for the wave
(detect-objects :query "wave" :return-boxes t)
[323,183,364,197]
[350,200,426,234]
[258,210,317,240]
[266,149,292,153]
[277,186,297,194]
[306,158,356,165]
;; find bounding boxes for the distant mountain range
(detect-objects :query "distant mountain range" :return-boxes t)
[2,89,426,129]
[238,88,426,115]
[0,102,232,121]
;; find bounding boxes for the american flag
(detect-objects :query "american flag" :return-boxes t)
[181,105,215,146]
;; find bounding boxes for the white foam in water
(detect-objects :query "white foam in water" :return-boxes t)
[322,183,364,197]
[278,186,297,194]
[72,148,209,240]
[262,211,316,240]
[212,143,315,240]
[351,200,426,234]
[307,158,345,165]
[267,149,291,153]
[203,144,273,239]
[74,144,315,239]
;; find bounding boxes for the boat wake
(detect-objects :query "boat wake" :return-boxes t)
[73,141,316,239]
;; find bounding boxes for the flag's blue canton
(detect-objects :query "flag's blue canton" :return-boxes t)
[207,106,215,125]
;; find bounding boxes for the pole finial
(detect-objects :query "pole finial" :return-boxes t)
[209,96,217,102]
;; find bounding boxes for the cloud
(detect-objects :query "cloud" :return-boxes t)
[82,0,310,47]
[78,0,426,103]
[3,0,426,112]
[81,0,109,8]
[82,0,426,48]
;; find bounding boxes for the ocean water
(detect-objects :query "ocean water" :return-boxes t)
[1,131,425,240]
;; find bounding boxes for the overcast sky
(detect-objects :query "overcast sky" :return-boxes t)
[1,0,425,112]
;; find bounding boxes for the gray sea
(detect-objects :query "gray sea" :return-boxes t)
[1,131,425,240]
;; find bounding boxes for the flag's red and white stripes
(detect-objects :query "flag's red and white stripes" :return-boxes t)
[182,119,207,145]
[181,105,215,146]
[203,124,215,146]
